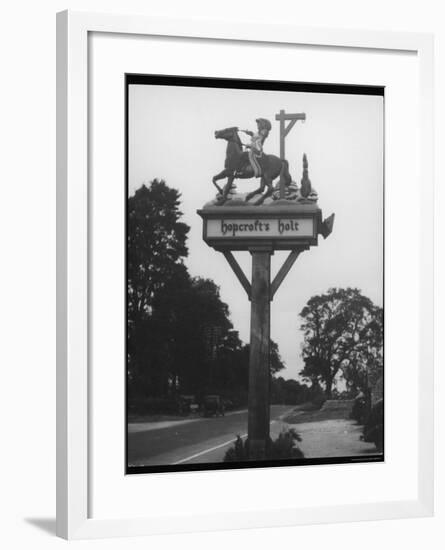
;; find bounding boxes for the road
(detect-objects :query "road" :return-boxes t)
[127,405,294,467]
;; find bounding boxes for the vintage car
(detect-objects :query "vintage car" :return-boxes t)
[201,394,225,417]
[177,394,198,416]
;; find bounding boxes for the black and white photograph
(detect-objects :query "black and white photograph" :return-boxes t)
[126,75,384,474]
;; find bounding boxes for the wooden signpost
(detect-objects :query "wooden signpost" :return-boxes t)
[198,111,334,459]
[198,204,323,458]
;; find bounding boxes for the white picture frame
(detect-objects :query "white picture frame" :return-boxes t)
[56,10,434,540]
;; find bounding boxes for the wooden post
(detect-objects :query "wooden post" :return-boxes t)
[275,110,306,161]
[278,109,286,161]
[248,248,272,458]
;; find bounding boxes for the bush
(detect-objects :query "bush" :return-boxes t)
[268,428,304,460]
[311,392,326,410]
[223,428,304,462]
[223,436,249,462]
[362,399,383,451]
[350,397,368,423]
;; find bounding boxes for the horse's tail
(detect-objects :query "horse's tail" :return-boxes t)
[278,159,292,190]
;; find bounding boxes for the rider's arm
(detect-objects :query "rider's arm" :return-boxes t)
[241,129,254,136]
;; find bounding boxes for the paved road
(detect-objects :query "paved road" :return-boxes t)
[128,405,294,467]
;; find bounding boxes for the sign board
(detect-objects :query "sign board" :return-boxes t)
[198,205,322,251]
[206,217,315,239]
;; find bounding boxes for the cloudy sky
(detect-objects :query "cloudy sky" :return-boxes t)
[128,83,383,381]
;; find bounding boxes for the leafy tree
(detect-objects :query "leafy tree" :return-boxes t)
[271,377,311,405]
[152,276,234,396]
[270,340,286,376]
[127,180,189,323]
[299,288,383,398]
[340,300,383,397]
[127,181,190,396]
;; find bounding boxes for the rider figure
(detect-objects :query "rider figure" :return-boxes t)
[241,118,272,177]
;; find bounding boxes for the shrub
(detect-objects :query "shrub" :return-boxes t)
[362,399,383,451]
[223,428,304,462]
[311,392,326,410]
[268,428,304,460]
[223,436,249,462]
[350,397,368,423]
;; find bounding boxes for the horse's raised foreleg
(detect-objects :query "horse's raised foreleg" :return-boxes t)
[212,169,230,194]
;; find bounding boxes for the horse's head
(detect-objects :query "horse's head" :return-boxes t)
[214,126,239,141]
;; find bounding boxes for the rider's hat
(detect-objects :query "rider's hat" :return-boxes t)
[256,118,272,131]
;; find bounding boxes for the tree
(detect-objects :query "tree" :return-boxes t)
[127,181,190,395]
[127,180,190,321]
[342,316,383,395]
[299,288,383,398]
[270,340,286,376]
[271,376,311,405]
[153,276,234,396]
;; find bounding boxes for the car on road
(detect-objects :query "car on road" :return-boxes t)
[178,394,198,416]
[201,394,225,417]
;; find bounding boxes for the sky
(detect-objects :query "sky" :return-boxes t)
[128,83,384,381]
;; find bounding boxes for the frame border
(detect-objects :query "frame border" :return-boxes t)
[56,10,434,539]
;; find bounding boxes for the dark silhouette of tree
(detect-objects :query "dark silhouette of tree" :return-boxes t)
[127,181,189,396]
[152,277,233,396]
[299,288,383,398]
[271,376,311,405]
[270,340,286,376]
[127,180,189,321]
[341,315,383,396]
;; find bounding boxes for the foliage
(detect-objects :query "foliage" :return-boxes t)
[127,180,189,322]
[223,435,249,462]
[127,181,190,396]
[299,287,383,398]
[350,395,368,424]
[268,428,304,459]
[223,429,304,462]
[270,340,286,376]
[271,377,311,405]
[362,399,384,451]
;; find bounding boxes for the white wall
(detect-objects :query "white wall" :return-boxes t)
[0,0,442,548]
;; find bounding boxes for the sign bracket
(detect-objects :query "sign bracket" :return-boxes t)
[222,251,252,300]
[270,247,308,300]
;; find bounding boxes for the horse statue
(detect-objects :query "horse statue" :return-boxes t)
[212,126,292,205]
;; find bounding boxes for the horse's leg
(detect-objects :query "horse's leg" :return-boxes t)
[221,174,235,201]
[253,176,273,205]
[212,169,230,194]
[246,176,265,202]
